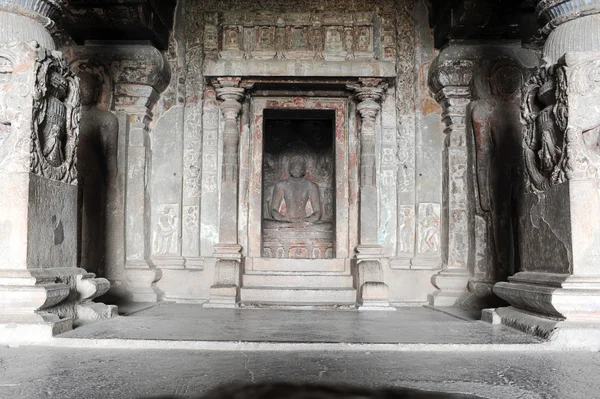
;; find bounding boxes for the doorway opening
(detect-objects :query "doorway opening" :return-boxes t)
[261,109,336,259]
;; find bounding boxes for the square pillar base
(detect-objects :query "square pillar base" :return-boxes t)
[0,313,73,345]
[483,306,600,348]
[428,268,470,306]
[204,285,238,308]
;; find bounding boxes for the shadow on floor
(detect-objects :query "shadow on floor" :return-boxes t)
[151,382,482,399]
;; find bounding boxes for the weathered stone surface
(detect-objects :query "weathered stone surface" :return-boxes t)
[78,71,119,278]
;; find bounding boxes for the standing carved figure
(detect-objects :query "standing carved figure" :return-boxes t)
[419,204,440,253]
[470,60,523,278]
[155,206,177,254]
[78,71,118,276]
[399,207,414,253]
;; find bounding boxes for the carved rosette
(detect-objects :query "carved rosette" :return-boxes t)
[30,47,80,184]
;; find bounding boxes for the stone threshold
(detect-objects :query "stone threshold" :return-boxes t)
[38,338,557,352]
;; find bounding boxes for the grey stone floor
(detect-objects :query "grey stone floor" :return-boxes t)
[1,346,599,399]
[56,304,541,346]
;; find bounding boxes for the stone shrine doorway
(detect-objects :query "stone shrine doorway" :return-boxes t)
[244,97,356,275]
[261,109,336,260]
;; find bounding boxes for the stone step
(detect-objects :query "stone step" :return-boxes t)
[243,274,354,288]
[240,287,357,305]
[249,258,348,273]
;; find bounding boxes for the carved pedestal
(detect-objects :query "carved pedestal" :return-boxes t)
[0,40,116,343]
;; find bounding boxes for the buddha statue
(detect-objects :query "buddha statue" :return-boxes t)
[270,155,322,223]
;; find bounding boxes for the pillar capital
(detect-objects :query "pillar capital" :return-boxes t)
[536,0,600,36]
[535,0,600,64]
[0,0,63,23]
[347,78,387,103]
[213,77,244,119]
[0,0,64,49]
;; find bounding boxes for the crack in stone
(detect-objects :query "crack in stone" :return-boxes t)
[241,352,256,384]
[317,361,328,380]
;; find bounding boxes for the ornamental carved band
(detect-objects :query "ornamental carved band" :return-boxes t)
[522,52,600,192]
[0,42,79,184]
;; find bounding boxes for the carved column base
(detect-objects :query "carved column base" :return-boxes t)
[355,254,394,310]
[0,312,72,344]
[483,306,600,348]
[465,278,506,309]
[205,256,241,308]
[205,244,242,308]
[0,268,116,342]
[493,180,600,327]
[125,266,163,302]
[428,268,470,306]
[494,273,600,321]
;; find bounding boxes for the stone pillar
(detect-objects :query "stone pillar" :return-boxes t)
[427,50,474,306]
[349,78,393,309]
[66,44,171,303]
[0,0,115,344]
[205,77,245,308]
[119,84,164,301]
[491,2,600,344]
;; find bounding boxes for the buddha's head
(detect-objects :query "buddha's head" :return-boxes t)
[78,71,99,106]
[288,156,307,178]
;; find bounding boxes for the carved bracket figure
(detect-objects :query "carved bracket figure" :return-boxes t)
[523,52,600,192]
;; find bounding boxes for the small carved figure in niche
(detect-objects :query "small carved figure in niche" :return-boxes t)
[184,206,199,254]
[155,206,177,254]
[271,156,322,223]
[470,60,523,277]
[419,204,440,253]
[399,207,414,253]
[78,71,118,276]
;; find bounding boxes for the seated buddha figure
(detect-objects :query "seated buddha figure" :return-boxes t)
[270,155,322,223]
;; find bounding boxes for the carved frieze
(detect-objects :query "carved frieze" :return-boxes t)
[212,11,378,61]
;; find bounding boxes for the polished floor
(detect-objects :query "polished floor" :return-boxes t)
[53,304,542,348]
[1,346,599,398]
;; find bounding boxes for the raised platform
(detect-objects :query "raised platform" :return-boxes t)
[48,304,545,351]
